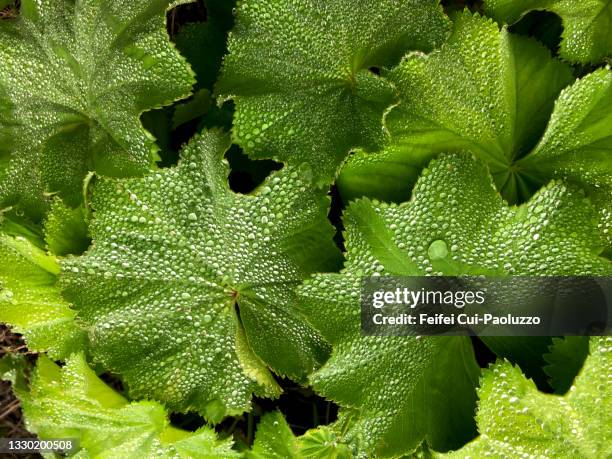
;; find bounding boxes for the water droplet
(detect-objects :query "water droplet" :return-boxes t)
[428,239,448,260]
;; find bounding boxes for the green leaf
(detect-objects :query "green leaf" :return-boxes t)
[0,210,45,248]
[337,147,432,204]
[62,129,341,421]
[298,424,353,459]
[142,0,237,166]
[299,152,610,457]
[592,187,612,256]
[544,336,590,394]
[483,0,612,64]
[340,13,612,251]
[0,353,27,388]
[441,337,612,458]
[517,67,612,199]
[216,0,450,185]
[246,411,300,459]
[477,335,553,388]
[0,0,195,218]
[44,198,90,256]
[0,228,85,359]
[518,67,612,250]
[246,411,352,459]
[16,353,239,458]
[518,69,612,183]
[340,12,588,205]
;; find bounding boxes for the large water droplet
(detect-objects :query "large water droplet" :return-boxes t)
[428,239,448,260]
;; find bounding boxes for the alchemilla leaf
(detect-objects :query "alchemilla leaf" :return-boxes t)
[339,13,574,199]
[247,411,352,459]
[62,129,340,421]
[299,153,610,457]
[216,0,450,184]
[484,0,612,64]
[246,411,300,459]
[15,353,239,458]
[442,337,612,458]
[0,1,609,454]
[0,227,85,360]
[339,12,611,246]
[519,67,612,248]
[0,0,195,218]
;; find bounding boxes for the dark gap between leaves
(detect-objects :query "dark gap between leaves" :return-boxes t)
[98,372,125,394]
[441,0,484,14]
[509,10,563,57]
[226,145,283,193]
[470,336,497,368]
[166,0,207,39]
[329,184,346,252]
[211,379,340,446]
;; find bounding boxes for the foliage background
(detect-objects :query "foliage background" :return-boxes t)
[0,0,609,457]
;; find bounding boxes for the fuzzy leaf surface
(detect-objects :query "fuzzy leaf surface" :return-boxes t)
[484,0,612,64]
[246,411,300,459]
[15,353,239,458]
[0,0,195,217]
[247,411,352,459]
[339,14,611,215]
[442,337,611,458]
[300,153,610,457]
[62,130,340,421]
[519,68,612,248]
[216,0,450,184]
[0,229,85,359]
[298,425,353,459]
